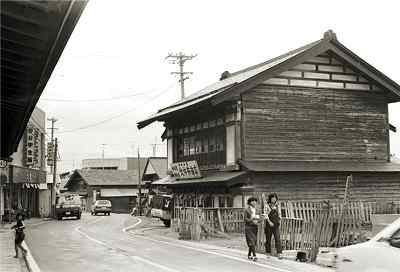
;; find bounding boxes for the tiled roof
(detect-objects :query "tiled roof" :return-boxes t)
[73,169,140,186]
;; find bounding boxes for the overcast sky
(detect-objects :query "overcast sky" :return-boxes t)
[37,0,400,172]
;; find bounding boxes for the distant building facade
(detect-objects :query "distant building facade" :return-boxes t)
[1,107,50,220]
[65,169,147,213]
[82,157,147,171]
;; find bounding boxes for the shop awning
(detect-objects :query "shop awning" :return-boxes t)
[240,160,400,172]
[152,171,247,186]
[100,188,148,197]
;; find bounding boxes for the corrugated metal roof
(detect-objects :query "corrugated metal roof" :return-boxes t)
[240,160,400,172]
[138,31,400,129]
[138,39,321,128]
[152,171,247,186]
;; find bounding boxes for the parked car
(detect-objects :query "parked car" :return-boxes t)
[150,194,173,227]
[56,194,82,220]
[336,217,400,272]
[91,200,112,216]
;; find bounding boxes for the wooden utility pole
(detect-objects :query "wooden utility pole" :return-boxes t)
[166,52,197,99]
[150,137,164,157]
[101,144,107,170]
[51,138,58,218]
[137,148,142,216]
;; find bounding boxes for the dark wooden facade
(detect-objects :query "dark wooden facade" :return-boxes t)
[138,31,400,207]
[242,53,389,162]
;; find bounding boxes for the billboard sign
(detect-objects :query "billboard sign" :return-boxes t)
[170,161,202,179]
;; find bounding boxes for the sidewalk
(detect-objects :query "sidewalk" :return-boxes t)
[1,217,50,272]
[0,222,28,272]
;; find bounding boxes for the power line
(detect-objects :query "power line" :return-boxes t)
[57,82,176,134]
[165,52,197,99]
[41,89,153,102]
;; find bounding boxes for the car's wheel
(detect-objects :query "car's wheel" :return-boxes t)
[77,214,81,220]
[108,212,111,216]
[57,216,62,221]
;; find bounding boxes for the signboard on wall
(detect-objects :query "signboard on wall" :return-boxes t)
[171,161,202,179]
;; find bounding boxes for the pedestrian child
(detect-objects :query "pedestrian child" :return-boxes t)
[263,193,283,259]
[244,197,262,261]
[11,213,28,258]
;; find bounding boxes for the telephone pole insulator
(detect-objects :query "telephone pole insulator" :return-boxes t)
[165,52,197,99]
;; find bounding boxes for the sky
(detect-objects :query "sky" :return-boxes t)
[36,0,400,172]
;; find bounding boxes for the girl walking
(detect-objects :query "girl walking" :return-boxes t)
[11,213,28,258]
[244,197,262,261]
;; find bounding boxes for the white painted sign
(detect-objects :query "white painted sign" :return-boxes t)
[170,161,202,179]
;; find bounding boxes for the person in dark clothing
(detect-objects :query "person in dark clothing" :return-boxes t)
[263,193,283,259]
[11,213,28,258]
[244,197,262,261]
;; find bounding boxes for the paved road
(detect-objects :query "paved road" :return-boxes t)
[25,213,332,272]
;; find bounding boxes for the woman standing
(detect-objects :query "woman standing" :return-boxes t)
[244,197,262,261]
[11,213,28,258]
[263,193,282,259]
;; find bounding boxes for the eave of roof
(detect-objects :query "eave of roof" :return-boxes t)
[137,30,400,129]
[1,0,88,159]
[152,171,247,186]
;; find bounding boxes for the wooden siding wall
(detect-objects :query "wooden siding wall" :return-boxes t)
[249,172,400,202]
[242,53,389,161]
[263,53,381,92]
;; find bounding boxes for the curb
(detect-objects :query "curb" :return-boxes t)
[22,241,41,272]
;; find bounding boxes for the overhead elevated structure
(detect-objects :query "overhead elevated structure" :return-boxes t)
[1,0,88,160]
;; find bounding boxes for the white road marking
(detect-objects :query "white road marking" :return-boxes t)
[76,216,180,272]
[22,241,41,272]
[121,217,142,233]
[123,220,296,272]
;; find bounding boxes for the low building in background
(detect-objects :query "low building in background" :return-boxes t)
[142,157,167,193]
[64,169,147,213]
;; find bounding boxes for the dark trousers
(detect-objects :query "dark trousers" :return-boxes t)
[264,224,282,254]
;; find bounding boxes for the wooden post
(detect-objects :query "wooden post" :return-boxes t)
[217,208,224,233]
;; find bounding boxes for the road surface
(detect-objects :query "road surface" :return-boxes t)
[25,213,332,272]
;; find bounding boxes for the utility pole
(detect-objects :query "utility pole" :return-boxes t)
[47,117,57,218]
[51,138,58,218]
[150,137,163,157]
[47,117,58,143]
[101,144,107,170]
[166,52,197,99]
[47,117,58,174]
[137,147,142,216]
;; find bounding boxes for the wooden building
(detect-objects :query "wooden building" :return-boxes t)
[64,169,146,213]
[139,30,400,208]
